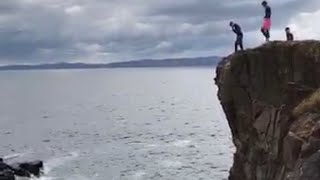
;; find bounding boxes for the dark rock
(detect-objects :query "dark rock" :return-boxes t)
[298,151,320,180]
[0,159,15,180]
[17,160,44,177]
[0,158,44,179]
[0,170,14,180]
[215,41,320,180]
[9,164,31,177]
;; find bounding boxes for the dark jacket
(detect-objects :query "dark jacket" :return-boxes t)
[231,23,243,36]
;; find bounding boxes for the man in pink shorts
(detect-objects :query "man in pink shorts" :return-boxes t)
[261,1,271,41]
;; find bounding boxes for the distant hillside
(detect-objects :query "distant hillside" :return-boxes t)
[107,56,220,68]
[0,56,220,70]
[0,63,109,70]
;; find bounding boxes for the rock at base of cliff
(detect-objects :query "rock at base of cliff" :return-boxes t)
[0,158,44,180]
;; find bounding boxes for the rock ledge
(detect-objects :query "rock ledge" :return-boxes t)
[215,41,320,180]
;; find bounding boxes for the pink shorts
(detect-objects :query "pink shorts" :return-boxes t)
[262,18,271,30]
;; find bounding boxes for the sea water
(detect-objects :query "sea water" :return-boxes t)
[0,68,234,180]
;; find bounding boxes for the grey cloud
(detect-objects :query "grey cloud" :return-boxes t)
[0,0,319,64]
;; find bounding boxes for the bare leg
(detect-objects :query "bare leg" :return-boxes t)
[265,30,270,41]
[261,28,268,41]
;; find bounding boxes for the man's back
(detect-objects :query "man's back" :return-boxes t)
[265,6,271,19]
[232,24,243,36]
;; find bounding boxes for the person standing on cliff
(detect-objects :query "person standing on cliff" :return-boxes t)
[261,1,271,42]
[229,21,244,52]
[285,27,294,41]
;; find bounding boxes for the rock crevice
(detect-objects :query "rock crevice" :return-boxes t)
[215,41,320,180]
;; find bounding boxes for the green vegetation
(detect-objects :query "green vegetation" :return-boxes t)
[293,89,320,117]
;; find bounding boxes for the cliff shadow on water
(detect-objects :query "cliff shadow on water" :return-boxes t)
[215,41,320,180]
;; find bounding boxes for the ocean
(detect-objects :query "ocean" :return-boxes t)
[0,68,234,180]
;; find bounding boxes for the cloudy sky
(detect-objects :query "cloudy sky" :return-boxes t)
[0,0,320,64]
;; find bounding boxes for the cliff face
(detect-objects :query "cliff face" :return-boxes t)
[215,41,320,180]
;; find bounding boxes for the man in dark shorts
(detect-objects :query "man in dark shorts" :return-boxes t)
[261,1,271,41]
[285,27,294,41]
[229,21,244,52]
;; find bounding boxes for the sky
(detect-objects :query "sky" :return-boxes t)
[0,0,320,64]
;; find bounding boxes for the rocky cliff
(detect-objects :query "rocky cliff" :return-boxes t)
[215,41,320,180]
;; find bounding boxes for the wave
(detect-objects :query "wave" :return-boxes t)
[3,152,28,161]
[44,152,79,174]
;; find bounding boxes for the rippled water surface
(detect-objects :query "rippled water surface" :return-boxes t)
[0,68,234,180]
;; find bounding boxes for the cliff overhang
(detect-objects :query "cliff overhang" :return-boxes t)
[215,41,320,180]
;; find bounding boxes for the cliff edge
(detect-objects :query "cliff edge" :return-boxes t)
[215,41,320,180]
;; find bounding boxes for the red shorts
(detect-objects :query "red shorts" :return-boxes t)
[262,18,271,30]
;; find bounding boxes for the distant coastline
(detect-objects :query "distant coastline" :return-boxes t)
[0,56,220,71]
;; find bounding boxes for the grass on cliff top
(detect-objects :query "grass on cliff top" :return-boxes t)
[293,89,320,117]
